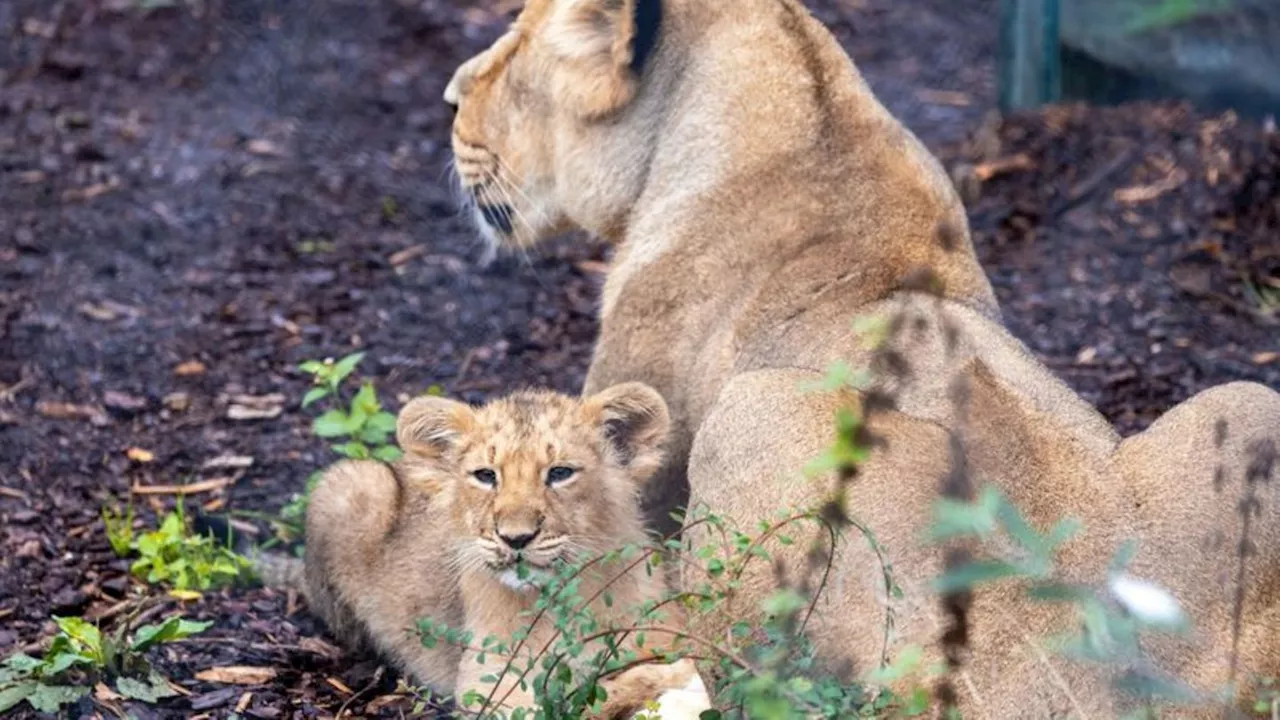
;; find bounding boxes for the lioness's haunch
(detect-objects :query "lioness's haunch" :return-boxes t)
[445,0,1280,715]
[302,384,708,718]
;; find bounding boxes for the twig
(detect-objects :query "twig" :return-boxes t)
[336,666,385,719]
[131,477,236,496]
[1049,146,1139,220]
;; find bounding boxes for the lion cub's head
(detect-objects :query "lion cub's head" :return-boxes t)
[396,383,669,590]
[444,0,663,250]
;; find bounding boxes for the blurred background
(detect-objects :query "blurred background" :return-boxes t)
[0,0,1276,716]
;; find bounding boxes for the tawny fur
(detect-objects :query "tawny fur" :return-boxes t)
[301,384,708,718]
[445,0,1280,715]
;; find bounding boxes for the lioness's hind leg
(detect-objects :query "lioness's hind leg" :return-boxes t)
[1113,381,1280,704]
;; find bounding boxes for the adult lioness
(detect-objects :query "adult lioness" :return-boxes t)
[301,384,710,718]
[444,0,1280,715]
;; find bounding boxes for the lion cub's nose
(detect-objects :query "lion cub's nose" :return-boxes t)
[498,529,539,551]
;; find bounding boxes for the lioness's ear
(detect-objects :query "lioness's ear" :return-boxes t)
[583,382,670,480]
[397,396,477,459]
[545,0,662,118]
[444,31,522,106]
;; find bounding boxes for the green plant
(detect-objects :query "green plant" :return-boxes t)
[300,352,402,463]
[929,485,1201,711]
[102,501,135,556]
[269,353,410,543]
[0,613,210,713]
[110,500,252,592]
[1254,678,1278,717]
[1243,277,1280,319]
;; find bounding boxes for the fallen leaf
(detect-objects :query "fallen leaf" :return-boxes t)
[226,393,285,421]
[917,88,972,107]
[389,244,427,266]
[326,677,354,695]
[973,154,1035,181]
[298,636,343,661]
[104,391,148,412]
[202,454,254,471]
[63,180,121,202]
[195,666,278,686]
[36,401,108,426]
[0,486,31,501]
[1253,352,1278,365]
[94,682,122,702]
[126,447,155,463]
[78,302,121,322]
[169,589,203,602]
[175,360,207,377]
[1114,168,1188,204]
[228,393,286,408]
[1075,346,1098,365]
[163,392,191,412]
[246,139,287,157]
[235,691,253,713]
[226,405,282,421]
[366,694,406,713]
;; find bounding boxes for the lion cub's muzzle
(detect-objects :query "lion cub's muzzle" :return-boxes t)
[482,530,569,571]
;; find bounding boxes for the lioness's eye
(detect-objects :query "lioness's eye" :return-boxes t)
[472,469,498,487]
[546,466,576,486]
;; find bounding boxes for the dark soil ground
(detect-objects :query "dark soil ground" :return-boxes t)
[1,0,1276,717]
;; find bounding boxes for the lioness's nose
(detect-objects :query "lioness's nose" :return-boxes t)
[498,529,539,551]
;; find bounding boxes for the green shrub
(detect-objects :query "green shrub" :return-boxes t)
[104,499,252,592]
[0,614,210,713]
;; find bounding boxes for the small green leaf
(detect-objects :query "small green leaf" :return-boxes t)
[928,487,1001,542]
[313,410,353,439]
[761,588,807,618]
[332,441,370,459]
[116,671,178,703]
[53,617,102,656]
[932,559,1021,594]
[1109,539,1140,575]
[352,382,380,416]
[24,684,88,713]
[131,616,213,652]
[2,654,43,674]
[330,352,366,384]
[301,387,330,408]
[0,682,37,713]
[298,360,328,375]
[1027,582,1095,605]
[371,445,403,463]
[43,651,93,677]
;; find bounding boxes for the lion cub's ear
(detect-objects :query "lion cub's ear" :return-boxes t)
[545,0,662,119]
[583,382,670,481]
[397,396,477,459]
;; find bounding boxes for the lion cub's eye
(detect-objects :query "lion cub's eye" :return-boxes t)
[546,466,577,486]
[471,469,498,487]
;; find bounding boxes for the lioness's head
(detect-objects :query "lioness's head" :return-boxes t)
[444,0,664,250]
[397,383,669,590]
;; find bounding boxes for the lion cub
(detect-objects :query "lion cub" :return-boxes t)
[302,383,708,717]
